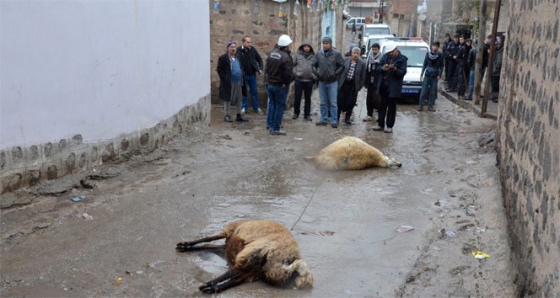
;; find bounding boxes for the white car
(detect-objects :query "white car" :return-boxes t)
[346,17,365,30]
[360,24,392,51]
[379,38,430,100]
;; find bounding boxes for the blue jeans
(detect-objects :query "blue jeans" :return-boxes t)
[242,75,259,111]
[419,76,438,107]
[318,81,338,124]
[467,69,475,100]
[266,85,288,131]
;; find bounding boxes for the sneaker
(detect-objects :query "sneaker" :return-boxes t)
[304,116,311,122]
[257,108,264,114]
[428,106,436,112]
[292,114,299,119]
[270,130,287,135]
[363,116,374,122]
[372,125,384,131]
[344,119,352,125]
[417,106,424,111]
[241,108,246,114]
[384,127,393,133]
[331,123,338,128]
[315,121,327,126]
[236,116,248,122]
[224,115,232,122]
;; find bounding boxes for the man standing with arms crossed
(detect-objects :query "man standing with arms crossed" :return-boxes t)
[313,36,345,128]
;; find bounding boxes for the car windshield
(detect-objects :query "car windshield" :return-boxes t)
[395,46,428,67]
[364,27,390,36]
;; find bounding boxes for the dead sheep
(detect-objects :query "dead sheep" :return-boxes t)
[304,136,402,170]
[176,219,313,293]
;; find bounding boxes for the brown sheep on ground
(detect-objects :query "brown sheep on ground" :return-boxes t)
[176,219,313,293]
[304,136,402,170]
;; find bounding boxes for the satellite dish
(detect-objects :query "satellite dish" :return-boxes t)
[418,14,427,21]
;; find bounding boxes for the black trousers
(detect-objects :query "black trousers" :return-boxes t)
[337,80,358,121]
[365,82,380,117]
[491,75,500,100]
[294,80,313,117]
[456,67,467,96]
[377,89,397,128]
[447,60,457,90]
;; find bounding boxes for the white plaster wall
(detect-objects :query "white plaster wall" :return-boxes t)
[0,0,210,150]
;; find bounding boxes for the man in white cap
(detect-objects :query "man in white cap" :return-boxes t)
[372,41,407,133]
[264,34,294,135]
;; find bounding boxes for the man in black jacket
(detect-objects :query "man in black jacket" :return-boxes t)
[265,35,294,135]
[418,41,443,111]
[237,37,264,114]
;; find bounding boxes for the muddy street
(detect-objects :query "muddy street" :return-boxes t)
[2,93,515,297]
[1,32,516,297]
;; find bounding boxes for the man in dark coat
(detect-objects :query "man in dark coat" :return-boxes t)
[373,41,407,134]
[363,43,382,122]
[292,39,316,121]
[445,35,459,92]
[337,47,366,124]
[237,36,264,114]
[265,34,294,135]
[217,41,248,122]
[490,36,504,103]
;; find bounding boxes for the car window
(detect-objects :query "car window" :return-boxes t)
[390,46,429,67]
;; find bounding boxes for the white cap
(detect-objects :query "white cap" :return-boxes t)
[384,41,397,52]
[278,34,293,47]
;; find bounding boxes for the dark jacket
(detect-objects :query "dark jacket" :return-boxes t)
[467,46,477,70]
[491,44,503,76]
[312,48,345,83]
[236,45,263,76]
[377,51,408,97]
[445,40,459,61]
[421,51,443,77]
[442,38,452,59]
[455,42,468,69]
[338,57,366,92]
[365,51,381,91]
[293,40,316,82]
[217,53,247,101]
[265,47,294,86]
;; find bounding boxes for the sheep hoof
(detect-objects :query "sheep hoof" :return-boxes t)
[176,242,195,252]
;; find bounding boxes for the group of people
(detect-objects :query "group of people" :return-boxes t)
[217,34,409,135]
[441,33,503,103]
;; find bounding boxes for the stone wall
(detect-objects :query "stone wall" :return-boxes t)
[497,0,560,296]
[209,0,345,107]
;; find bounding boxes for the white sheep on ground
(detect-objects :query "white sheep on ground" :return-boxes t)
[176,219,313,293]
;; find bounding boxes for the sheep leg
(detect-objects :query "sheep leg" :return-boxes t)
[199,270,254,294]
[176,234,225,252]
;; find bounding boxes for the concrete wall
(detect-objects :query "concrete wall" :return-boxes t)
[0,0,211,193]
[209,0,345,107]
[497,0,560,296]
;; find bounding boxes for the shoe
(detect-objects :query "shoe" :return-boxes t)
[266,126,270,130]
[417,106,424,111]
[372,125,384,131]
[315,121,327,126]
[292,114,299,119]
[256,108,264,114]
[384,127,393,133]
[224,115,232,122]
[270,130,287,135]
[428,106,436,112]
[304,116,311,121]
[458,96,465,100]
[236,116,248,122]
[363,116,374,122]
[344,119,352,125]
[241,108,246,114]
[465,97,472,101]
[492,98,498,103]
[331,123,338,128]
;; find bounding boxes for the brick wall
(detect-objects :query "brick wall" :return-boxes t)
[497,0,560,296]
[209,0,345,106]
